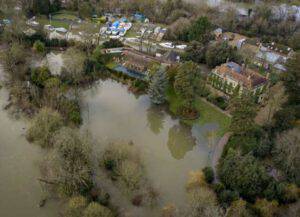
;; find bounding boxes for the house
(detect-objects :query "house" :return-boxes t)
[222,32,248,49]
[210,62,268,101]
[254,43,293,72]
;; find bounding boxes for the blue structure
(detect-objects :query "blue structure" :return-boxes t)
[114,65,146,80]
[133,12,146,22]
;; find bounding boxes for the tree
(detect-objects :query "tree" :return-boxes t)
[3,43,27,80]
[226,199,252,217]
[78,2,93,18]
[174,61,204,112]
[188,16,212,43]
[273,128,300,185]
[48,128,93,196]
[83,202,113,217]
[31,66,51,87]
[33,40,46,53]
[148,67,167,104]
[63,48,86,84]
[182,41,206,64]
[32,0,51,15]
[203,167,214,184]
[27,107,63,148]
[102,39,123,49]
[253,199,278,217]
[64,196,88,217]
[229,93,257,136]
[50,0,61,13]
[186,187,222,217]
[218,149,270,200]
[206,42,240,68]
[282,52,300,120]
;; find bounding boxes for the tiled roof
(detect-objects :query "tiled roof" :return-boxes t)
[214,62,267,89]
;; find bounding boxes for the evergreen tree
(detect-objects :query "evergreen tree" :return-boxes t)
[148,67,167,105]
[229,93,257,136]
[174,61,204,110]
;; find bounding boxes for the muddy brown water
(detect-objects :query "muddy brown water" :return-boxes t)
[0,63,219,216]
[81,79,220,216]
[0,64,60,217]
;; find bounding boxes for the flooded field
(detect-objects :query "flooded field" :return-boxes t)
[0,65,59,217]
[81,79,220,215]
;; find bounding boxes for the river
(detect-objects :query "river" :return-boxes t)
[81,79,219,215]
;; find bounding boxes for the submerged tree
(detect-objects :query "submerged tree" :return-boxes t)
[44,128,93,196]
[27,107,63,148]
[148,67,167,105]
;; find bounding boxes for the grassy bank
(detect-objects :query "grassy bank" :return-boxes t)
[166,86,231,137]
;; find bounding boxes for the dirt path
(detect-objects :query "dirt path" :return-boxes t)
[212,132,232,180]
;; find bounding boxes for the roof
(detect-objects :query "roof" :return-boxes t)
[163,50,180,63]
[213,62,268,89]
[256,51,284,64]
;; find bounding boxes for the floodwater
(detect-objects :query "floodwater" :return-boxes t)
[81,79,220,215]
[0,64,59,217]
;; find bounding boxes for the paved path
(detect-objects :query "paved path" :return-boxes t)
[212,132,232,181]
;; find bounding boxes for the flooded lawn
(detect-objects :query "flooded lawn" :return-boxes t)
[81,79,221,214]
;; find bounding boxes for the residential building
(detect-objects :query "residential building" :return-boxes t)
[210,62,268,101]
[254,43,293,73]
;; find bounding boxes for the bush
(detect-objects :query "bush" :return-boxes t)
[27,108,63,148]
[51,128,93,196]
[218,190,239,207]
[64,196,88,217]
[102,39,123,49]
[33,40,45,53]
[31,66,51,87]
[83,202,114,217]
[203,167,214,184]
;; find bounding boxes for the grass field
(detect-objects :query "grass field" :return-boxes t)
[52,11,78,21]
[37,16,70,29]
[166,86,231,137]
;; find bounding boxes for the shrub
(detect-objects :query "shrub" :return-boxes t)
[51,128,93,196]
[203,167,214,184]
[102,39,123,49]
[218,190,239,207]
[27,108,63,148]
[253,198,278,217]
[31,66,51,87]
[64,196,88,217]
[83,202,114,217]
[33,40,45,53]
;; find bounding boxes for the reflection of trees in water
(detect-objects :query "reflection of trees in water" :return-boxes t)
[146,105,165,135]
[167,124,196,160]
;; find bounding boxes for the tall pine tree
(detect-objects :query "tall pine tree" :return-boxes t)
[148,67,167,105]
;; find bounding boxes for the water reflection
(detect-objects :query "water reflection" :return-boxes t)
[192,123,219,164]
[146,105,165,135]
[167,124,196,160]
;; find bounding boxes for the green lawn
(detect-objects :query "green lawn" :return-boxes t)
[166,86,231,137]
[37,16,70,29]
[52,11,78,21]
